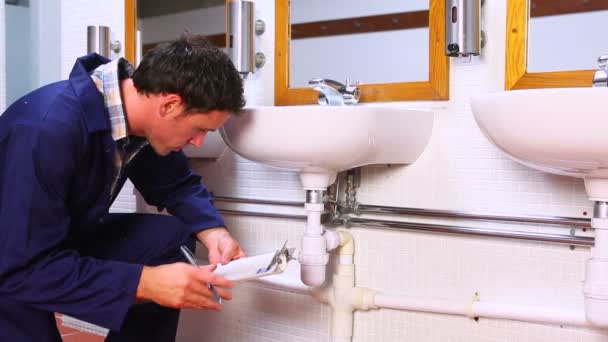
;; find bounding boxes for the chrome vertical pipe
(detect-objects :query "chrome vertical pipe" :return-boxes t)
[87,25,111,58]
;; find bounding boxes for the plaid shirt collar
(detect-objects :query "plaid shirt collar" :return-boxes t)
[90,58,149,203]
[90,58,134,142]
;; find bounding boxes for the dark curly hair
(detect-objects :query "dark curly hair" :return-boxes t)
[132,33,245,114]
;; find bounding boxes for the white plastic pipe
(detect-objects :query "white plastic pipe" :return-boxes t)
[300,202,329,286]
[315,231,375,342]
[373,294,466,316]
[473,301,588,327]
[254,275,593,329]
[254,258,593,334]
[585,217,608,327]
[373,293,590,328]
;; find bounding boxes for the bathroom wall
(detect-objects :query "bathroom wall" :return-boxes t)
[29,0,61,90]
[3,1,61,107]
[5,3,32,106]
[170,0,608,341]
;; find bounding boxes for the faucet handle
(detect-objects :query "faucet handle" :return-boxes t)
[308,78,361,105]
[594,55,608,87]
[345,78,360,87]
[598,55,608,73]
[308,78,347,89]
[343,78,361,105]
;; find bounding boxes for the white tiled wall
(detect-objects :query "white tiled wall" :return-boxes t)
[173,0,608,341]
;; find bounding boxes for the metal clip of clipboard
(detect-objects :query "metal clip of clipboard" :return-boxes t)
[256,240,295,275]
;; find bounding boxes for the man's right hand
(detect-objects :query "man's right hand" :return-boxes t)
[135,263,234,311]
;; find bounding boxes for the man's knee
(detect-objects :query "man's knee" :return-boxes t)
[0,296,61,342]
[75,213,196,266]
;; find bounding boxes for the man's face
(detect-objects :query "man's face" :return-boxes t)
[147,103,231,156]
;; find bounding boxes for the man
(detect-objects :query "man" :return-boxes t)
[0,34,246,341]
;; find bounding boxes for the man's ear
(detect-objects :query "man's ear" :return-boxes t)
[160,94,183,117]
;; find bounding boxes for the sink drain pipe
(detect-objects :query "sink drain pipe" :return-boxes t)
[299,189,330,286]
[585,201,608,327]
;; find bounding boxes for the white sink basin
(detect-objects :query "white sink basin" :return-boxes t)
[471,87,608,200]
[220,106,433,189]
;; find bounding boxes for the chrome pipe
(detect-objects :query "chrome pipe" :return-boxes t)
[357,205,590,228]
[213,196,589,228]
[593,201,608,219]
[306,190,324,204]
[216,208,592,247]
[348,218,593,247]
[87,25,111,58]
[214,196,304,207]
[219,209,307,221]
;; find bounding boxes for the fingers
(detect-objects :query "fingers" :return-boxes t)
[182,266,232,311]
[207,245,222,265]
[233,248,246,260]
[186,294,223,311]
[213,285,233,301]
[201,263,218,273]
[186,282,224,311]
[219,240,246,265]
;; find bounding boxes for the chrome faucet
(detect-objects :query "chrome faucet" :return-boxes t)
[308,78,361,106]
[592,55,608,87]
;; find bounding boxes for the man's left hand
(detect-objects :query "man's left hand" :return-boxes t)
[196,227,245,265]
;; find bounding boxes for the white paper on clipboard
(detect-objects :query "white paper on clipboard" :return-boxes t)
[214,244,295,282]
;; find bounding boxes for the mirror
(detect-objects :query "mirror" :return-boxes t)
[527,1,608,73]
[505,0,608,89]
[275,0,449,105]
[289,1,430,87]
[133,0,225,61]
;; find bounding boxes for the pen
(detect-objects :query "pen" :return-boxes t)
[179,245,222,304]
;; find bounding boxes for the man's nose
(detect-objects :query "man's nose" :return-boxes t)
[188,132,206,147]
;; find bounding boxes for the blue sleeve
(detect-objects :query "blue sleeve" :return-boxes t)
[0,125,142,331]
[128,147,225,235]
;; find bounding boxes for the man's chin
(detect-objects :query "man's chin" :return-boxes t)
[149,145,172,156]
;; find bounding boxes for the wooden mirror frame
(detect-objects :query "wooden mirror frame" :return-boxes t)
[505,0,595,90]
[124,0,137,64]
[274,0,449,105]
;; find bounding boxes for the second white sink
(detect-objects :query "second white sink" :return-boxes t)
[471,87,608,200]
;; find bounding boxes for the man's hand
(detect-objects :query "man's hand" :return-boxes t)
[196,227,245,265]
[136,263,234,311]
